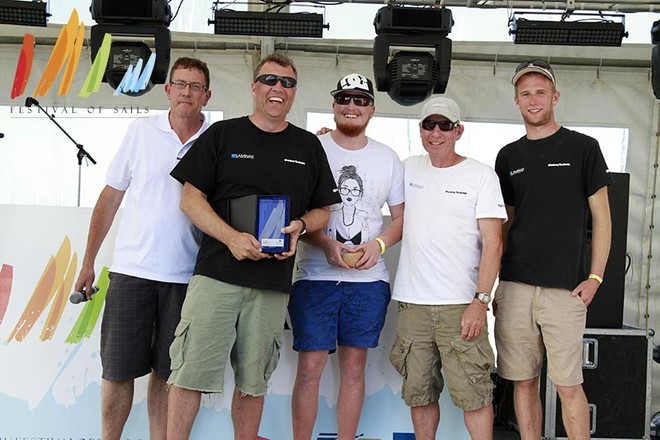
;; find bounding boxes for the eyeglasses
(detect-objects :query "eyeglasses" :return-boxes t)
[421,119,458,132]
[169,80,208,92]
[334,94,373,107]
[339,187,363,197]
[255,74,297,89]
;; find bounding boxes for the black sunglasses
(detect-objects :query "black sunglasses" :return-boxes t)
[334,94,373,107]
[421,119,458,132]
[255,74,297,88]
[515,60,552,74]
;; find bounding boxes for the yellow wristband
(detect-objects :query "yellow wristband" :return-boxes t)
[375,237,386,255]
[588,273,603,284]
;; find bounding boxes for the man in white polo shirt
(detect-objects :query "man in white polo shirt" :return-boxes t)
[73,57,212,440]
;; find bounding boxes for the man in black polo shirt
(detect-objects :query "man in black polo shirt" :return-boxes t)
[166,52,340,439]
[494,60,613,440]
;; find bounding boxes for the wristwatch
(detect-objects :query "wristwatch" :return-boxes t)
[474,292,491,305]
[293,218,307,235]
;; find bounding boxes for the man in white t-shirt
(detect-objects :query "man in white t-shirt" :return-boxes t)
[73,58,212,440]
[289,73,405,440]
[389,97,507,440]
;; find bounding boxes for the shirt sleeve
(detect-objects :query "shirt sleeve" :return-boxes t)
[170,122,220,195]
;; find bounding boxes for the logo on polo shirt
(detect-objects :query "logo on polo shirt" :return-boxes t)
[408,182,424,190]
[231,153,254,160]
[509,167,525,176]
[548,162,571,167]
[284,158,306,166]
[445,190,468,195]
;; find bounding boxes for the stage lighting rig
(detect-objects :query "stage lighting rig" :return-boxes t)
[90,0,172,96]
[0,0,49,27]
[509,11,628,46]
[372,5,453,106]
[209,1,327,38]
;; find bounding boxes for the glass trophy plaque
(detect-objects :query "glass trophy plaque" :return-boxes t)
[229,195,290,253]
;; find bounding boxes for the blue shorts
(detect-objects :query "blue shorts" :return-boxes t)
[288,280,390,351]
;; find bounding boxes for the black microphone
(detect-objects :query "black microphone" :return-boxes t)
[25,97,38,107]
[0,133,4,138]
[69,285,100,304]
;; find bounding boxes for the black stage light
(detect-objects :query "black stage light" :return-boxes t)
[90,24,171,96]
[90,0,171,26]
[374,5,452,36]
[0,0,49,27]
[510,12,628,46]
[90,0,172,96]
[210,9,326,38]
[373,6,453,106]
[651,19,660,44]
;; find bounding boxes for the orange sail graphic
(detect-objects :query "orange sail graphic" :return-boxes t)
[7,236,72,342]
[41,252,77,341]
[58,22,85,96]
[11,34,34,99]
[0,264,13,325]
[33,9,79,97]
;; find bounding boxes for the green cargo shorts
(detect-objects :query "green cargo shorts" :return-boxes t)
[168,275,288,396]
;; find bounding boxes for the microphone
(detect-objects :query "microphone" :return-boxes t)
[25,97,39,107]
[69,285,100,304]
[0,133,4,138]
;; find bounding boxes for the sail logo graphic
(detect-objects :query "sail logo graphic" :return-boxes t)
[11,8,154,100]
[1,236,107,344]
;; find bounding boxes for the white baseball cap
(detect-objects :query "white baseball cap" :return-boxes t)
[420,97,460,123]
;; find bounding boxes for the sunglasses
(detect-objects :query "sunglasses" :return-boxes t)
[513,60,556,86]
[334,94,373,107]
[421,119,458,132]
[514,59,552,74]
[255,74,297,88]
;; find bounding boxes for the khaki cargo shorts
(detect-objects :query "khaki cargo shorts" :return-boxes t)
[494,281,586,386]
[390,302,495,411]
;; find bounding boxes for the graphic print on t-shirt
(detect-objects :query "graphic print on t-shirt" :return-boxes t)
[326,165,370,246]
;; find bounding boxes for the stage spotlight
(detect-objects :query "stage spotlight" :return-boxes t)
[209,7,327,38]
[373,6,453,106]
[509,12,628,46]
[90,24,171,96]
[652,19,660,44]
[90,0,172,26]
[90,0,171,96]
[0,0,49,27]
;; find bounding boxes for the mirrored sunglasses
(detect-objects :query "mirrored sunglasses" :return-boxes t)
[421,119,458,132]
[334,94,373,107]
[255,74,297,88]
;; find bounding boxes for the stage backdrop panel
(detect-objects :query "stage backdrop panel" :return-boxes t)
[0,204,473,439]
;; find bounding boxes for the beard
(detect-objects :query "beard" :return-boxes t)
[335,118,369,137]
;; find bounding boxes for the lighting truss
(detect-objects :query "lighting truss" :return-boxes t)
[0,0,49,27]
[510,12,628,46]
[210,3,327,38]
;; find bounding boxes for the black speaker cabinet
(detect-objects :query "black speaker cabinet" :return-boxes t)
[543,328,652,439]
[586,172,629,328]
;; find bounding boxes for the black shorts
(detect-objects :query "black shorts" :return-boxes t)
[101,272,187,381]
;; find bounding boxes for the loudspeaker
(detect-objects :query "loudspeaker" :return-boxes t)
[585,172,629,328]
